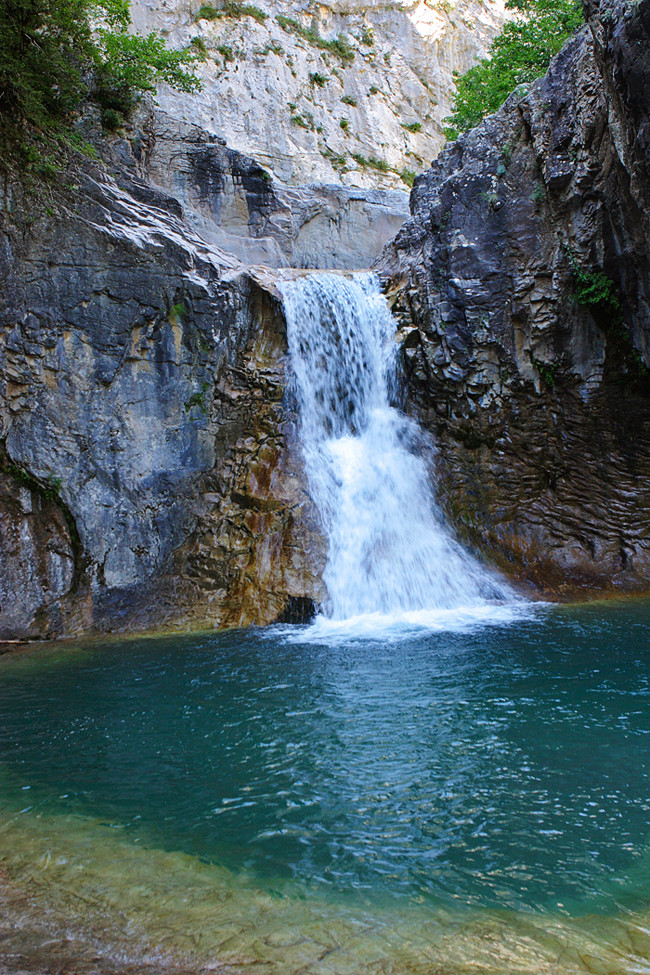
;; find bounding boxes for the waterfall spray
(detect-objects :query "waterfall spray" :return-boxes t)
[280,272,517,631]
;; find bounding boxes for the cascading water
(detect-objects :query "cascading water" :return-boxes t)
[280,272,518,631]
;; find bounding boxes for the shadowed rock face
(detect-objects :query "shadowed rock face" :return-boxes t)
[376,0,650,597]
[0,161,325,639]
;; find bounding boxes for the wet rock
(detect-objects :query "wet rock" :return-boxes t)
[0,160,325,638]
[376,0,650,597]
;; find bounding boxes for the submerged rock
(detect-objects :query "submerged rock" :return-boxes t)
[376,0,650,596]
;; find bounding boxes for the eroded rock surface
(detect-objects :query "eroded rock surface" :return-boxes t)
[377,0,650,596]
[138,109,409,268]
[0,158,325,638]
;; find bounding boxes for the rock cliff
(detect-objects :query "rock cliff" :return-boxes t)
[377,0,650,596]
[136,107,410,268]
[0,149,325,639]
[131,0,510,190]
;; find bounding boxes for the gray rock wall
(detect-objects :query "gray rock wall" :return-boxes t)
[377,0,650,596]
[0,163,324,639]
[136,109,410,269]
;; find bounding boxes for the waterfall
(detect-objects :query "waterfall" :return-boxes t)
[279,272,518,632]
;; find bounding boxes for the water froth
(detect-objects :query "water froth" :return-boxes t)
[279,271,517,631]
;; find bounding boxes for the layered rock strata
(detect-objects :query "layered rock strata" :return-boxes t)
[137,108,410,268]
[0,156,325,639]
[377,0,650,596]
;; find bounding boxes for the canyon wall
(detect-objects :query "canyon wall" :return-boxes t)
[2,0,650,640]
[131,0,510,189]
[377,0,650,596]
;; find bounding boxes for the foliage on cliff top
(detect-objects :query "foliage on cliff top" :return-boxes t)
[444,0,583,137]
[0,0,200,161]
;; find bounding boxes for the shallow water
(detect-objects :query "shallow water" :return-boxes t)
[1,603,650,973]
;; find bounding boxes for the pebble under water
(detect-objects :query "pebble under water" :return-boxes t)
[1,602,650,974]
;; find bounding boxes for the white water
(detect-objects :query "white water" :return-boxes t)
[279,272,520,633]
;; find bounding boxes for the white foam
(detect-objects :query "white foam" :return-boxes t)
[279,272,524,636]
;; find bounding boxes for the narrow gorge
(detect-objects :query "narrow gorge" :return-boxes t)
[1,0,650,641]
[3,3,650,974]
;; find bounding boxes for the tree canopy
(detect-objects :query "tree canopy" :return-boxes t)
[0,0,200,142]
[444,0,584,138]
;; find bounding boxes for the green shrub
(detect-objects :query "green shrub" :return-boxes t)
[401,121,421,133]
[290,113,313,129]
[255,39,283,56]
[341,95,358,106]
[216,43,235,62]
[276,15,354,63]
[190,36,208,58]
[0,0,201,156]
[196,4,220,19]
[320,147,347,168]
[196,1,267,22]
[340,118,349,131]
[360,27,374,46]
[444,0,583,135]
[368,85,379,95]
[368,155,389,172]
[573,267,620,311]
[351,152,389,173]
[400,168,415,187]
[309,71,328,87]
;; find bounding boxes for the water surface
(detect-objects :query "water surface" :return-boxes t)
[1,602,650,973]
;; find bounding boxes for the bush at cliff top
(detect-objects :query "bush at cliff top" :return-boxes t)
[444,0,583,137]
[0,0,200,143]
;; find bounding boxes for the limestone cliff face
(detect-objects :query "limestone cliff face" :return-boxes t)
[377,0,650,596]
[131,0,510,190]
[0,151,325,639]
[134,107,409,268]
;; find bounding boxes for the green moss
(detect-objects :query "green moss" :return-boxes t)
[184,381,211,415]
[168,302,187,322]
[531,357,557,388]
[530,181,545,205]
[401,121,421,133]
[8,463,62,501]
[339,117,350,132]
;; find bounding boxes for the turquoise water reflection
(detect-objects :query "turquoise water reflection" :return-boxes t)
[1,601,649,920]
